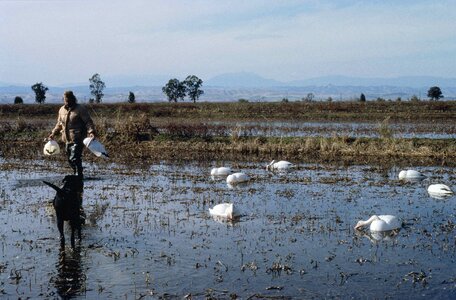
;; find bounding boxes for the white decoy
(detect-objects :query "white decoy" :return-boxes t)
[209,203,238,219]
[226,172,249,184]
[354,215,401,232]
[83,137,109,158]
[398,169,425,180]
[43,140,60,156]
[266,160,294,171]
[427,184,453,195]
[210,167,232,176]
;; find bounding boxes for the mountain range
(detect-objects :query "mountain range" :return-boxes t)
[204,72,456,89]
[1,72,455,103]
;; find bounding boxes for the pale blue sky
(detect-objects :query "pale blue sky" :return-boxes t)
[1,0,455,85]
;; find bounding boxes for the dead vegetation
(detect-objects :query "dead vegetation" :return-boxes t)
[0,101,455,166]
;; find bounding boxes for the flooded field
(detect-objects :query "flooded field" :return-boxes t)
[0,158,455,299]
[209,121,456,139]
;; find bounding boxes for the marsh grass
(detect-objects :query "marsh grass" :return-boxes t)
[2,101,456,121]
[1,125,453,166]
[378,117,394,140]
[230,125,244,143]
[0,101,454,166]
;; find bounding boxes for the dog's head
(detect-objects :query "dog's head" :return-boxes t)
[62,175,83,185]
[43,175,83,201]
[44,175,83,218]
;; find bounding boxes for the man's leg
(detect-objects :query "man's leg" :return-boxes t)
[65,143,77,174]
[68,143,84,178]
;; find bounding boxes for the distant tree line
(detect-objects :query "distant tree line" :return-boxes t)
[12,76,447,104]
[356,86,444,102]
[24,73,106,104]
[162,75,204,103]
[18,73,204,104]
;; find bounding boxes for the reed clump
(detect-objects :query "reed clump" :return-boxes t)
[378,117,394,140]
[101,112,159,143]
[160,122,212,140]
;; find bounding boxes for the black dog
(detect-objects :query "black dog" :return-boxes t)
[43,175,84,248]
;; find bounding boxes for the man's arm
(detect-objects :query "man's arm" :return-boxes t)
[80,106,96,137]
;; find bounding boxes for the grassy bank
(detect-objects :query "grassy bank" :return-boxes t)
[1,101,455,166]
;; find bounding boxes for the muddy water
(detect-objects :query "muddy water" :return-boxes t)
[0,158,455,299]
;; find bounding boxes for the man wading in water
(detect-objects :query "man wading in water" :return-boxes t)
[48,90,96,222]
[48,90,96,178]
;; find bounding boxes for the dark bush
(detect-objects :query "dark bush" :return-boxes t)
[14,96,23,104]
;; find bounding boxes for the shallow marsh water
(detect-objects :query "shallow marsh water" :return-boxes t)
[0,158,455,299]
[210,120,456,139]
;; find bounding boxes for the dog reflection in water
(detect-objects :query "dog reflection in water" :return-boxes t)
[52,248,86,298]
[43,175,84,248]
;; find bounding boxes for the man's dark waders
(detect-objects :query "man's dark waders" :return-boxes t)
[65,142,86,223]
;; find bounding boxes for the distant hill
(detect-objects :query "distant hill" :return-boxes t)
[102,74,171,87]
[206,72,283,87]
[288,75,456,89]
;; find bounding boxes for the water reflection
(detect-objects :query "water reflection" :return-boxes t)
[227,182,251,189]
[210,175,227,181]
[356,229,400,244]
[267,168,294,175]
[52,247,86,298]
[399,177,426,183]
[210,215,242,226]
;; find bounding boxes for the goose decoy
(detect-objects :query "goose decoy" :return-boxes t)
[354,215,401,232]
[209,203,238,219]
[226,172,249,184]
[427,184,453,195]
[43,139,61,156]
[398,169,425,180]
[83,137,109,158]
[210,167,232,176]
[266,160,294,171]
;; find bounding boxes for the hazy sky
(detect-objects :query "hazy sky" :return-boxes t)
[1,0,455,86]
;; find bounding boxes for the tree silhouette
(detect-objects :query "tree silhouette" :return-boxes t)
[184,75,204,103]
[162,79,186,102]
[89,73,105,103]
[14,96,23,104]
[427,86,443,101]
[31,82,48,103]
[128,91,135,103]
